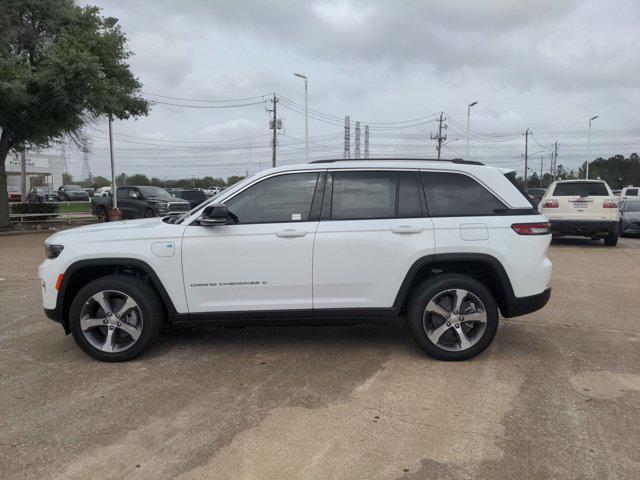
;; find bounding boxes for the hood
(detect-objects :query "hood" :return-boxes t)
[45,217,176,244]
[147,196,188,204]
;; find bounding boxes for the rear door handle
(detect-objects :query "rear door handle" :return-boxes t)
[391,225,424,234]
[275,229,308,238]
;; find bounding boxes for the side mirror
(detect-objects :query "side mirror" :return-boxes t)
[197,204,230,226]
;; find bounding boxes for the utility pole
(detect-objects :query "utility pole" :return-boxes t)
[523,128,530,189]
[343,115,351,159]
[20,146,27,200]
[552,141,560,179]
[364,125,370,159]
[540,156,544,187]
[431,112,447,159]
[268,94,280,168]
[354,121,361,159]
[586,115,598,179]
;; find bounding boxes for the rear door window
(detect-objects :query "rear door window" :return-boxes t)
[331,171,397,220]
[553,182,608,196]
[421,172,505,216]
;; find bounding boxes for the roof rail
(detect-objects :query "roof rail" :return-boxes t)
[309,158,484,166]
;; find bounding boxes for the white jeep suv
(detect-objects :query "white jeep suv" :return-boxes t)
[39,159,552,362]
[538,179,620,245]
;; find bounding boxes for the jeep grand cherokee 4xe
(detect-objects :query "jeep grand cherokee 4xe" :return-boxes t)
[39,159,552,362]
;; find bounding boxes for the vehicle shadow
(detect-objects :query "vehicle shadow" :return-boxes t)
[551,237,608,248]
[147,322,426,360]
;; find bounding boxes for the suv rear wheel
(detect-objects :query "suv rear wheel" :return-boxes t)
[407,274,499,361]
[68,275,164,362]
[604,230,618,246]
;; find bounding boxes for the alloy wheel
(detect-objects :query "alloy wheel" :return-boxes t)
[422,288,487,351]
[79,290,143,353]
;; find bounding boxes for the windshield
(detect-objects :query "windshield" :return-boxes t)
[65,185,84,191]
[553,182,608,196]
[138,186,174,199]
[180,190,205,200]
[622,201,640,212]
[7,186,20,193]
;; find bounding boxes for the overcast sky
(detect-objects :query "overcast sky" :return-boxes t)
[70,0,640,180]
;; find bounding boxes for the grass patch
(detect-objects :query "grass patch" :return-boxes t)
[58,202,91,213]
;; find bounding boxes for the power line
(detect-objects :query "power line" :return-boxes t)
[143,91,270,103]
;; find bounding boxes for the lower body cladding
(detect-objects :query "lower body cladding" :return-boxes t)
[550,219,617,238]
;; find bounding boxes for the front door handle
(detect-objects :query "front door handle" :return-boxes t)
[391,225,424,234]
[275,229,308,238]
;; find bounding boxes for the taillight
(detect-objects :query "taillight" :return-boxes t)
[542,199,559,208]
[603,200,618,208]
[512,222,551,235]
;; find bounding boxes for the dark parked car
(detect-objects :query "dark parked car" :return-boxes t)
[7,185,22,202]
[173,189,207,209]
[619,199,640,236]
[91,186,190,222]
[27,186,55,203]
[57,185,89,201]
[84,188,95,197]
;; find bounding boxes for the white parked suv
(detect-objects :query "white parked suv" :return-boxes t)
[39,159,552,362]
[538,179,620,245]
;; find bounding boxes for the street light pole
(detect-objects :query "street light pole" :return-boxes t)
[294,73,308,162]
[466,101,478,160]
[586,115,598,179]
[108,112,117,210]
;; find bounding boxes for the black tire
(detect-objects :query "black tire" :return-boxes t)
[407,273,499,361]
[604,230,618,246]
[142,208,156,218]
[96,206,109,223]
[68,275,164,362]
[619,222,625,238]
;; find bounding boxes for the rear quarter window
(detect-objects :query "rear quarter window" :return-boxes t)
[553,182,608,196]
[421,172,506,216]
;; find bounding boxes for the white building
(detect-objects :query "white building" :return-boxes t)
[5,149,66,192]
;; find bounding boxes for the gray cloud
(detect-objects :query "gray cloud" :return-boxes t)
[73,0,640,180]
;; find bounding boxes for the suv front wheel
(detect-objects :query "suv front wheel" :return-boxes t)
[407,274,499,361]
[68,275,164,362]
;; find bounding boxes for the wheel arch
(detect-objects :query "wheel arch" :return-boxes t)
[56,258,178,333]
[393,253,516,317]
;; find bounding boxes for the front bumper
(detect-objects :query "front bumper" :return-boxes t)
[501,287,551,318]
[550,220,617,237]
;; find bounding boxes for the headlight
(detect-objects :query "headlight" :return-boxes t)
[45,244,64,259]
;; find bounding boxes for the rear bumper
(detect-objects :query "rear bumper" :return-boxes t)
[550,220,617,237]
[501,287,551,318]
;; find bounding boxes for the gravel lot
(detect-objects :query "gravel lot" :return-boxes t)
[1,232,639,479]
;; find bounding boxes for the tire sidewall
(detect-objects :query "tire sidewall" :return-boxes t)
[408,274,499,361]
[69,276,162,362]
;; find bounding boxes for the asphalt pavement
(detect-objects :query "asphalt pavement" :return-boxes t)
[0,232,639,479]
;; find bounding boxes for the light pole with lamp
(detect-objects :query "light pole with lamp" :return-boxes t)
[466,101,478,160]
[293,73,308,162]
[104,16,122,219]
[586,115,598,179]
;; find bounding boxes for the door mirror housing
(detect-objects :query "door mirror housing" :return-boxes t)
[198,204,230,226]
[129,191,139,199]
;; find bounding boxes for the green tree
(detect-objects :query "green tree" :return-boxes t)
[226,175,245,186]
[92,175,111,188]
[0,0,149,227]
[62,172,74,185]
[124,173,150,186]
